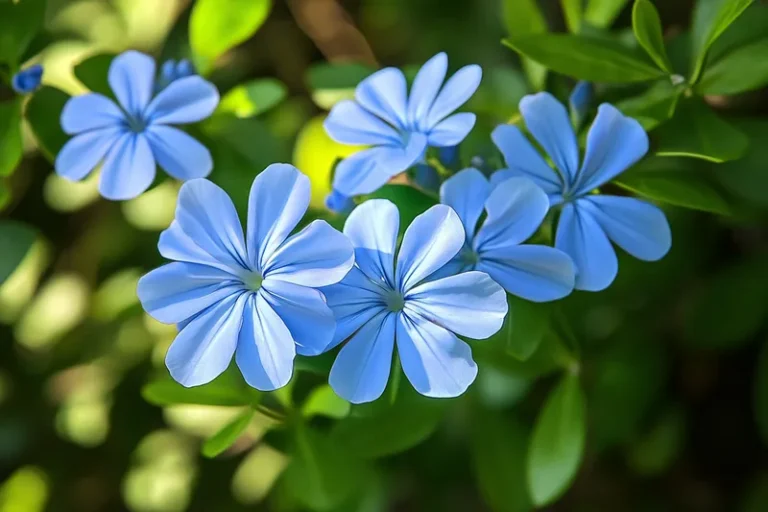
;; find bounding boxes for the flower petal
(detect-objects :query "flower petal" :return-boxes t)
[355,67,408,130]
[145,76,219,125]
[98,132,156,200]
[343,199,399,285]
[108,51,156,116]
[574,103,649,194]
[584,195,671,261]
[405,271,507,339]
[165,292,245,387]
[55,127,123,181]
[324,100,401,146]
[491,124,563,196]
[476,245,575,302]
[439,168,490,241]
[329,311,395,404]
[396,204,465,292]
[397,313,477,398]
[555,201,617,292]
[407,52,448,131]
[264,220,354,287]
[60,94,124,135]
[246,164,310,270]
[159,221,247,278]
[425,64,482,128]
[427,112,476,146]
[519,92,580,186]
[144,125,213,180]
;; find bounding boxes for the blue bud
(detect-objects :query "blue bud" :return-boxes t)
[569,81,593,127]
[325,190,355,215]
[175,59,195,79]
[413,164,440,192]
[438,145,459,167]
[160,59,176,83]
[11,64,43,94]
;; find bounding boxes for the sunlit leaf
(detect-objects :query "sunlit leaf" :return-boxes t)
[632,0,672,73]
[584,0,631,28]
[302,385,350,420]
[202,408,254,458]
[218,78,287,118]
[306,62,376,109]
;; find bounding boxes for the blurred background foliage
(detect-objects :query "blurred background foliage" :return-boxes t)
[1,0,768,511]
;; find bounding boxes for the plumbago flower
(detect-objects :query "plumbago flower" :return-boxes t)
[137,164,354,390]
[55,51,219,200]
[438,168,575,302]
[492,93,671,292]
[324,52,481,197]
[321,200,507,404]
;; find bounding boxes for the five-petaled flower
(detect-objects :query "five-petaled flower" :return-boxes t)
[438,168,575,302]
[320,200,507,404]
[137,164,354,390]
[56,50,219,200]
[491,92,671,292]
[324,52,481,197]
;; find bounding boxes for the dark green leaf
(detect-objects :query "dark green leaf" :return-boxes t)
[527,373,586,507]
[490,295,550,361]
[0,100,22,177]
[0,221,36,285]
[202,409,254,458]
[755,341,768,447]
[713,119,768,207]
[74,53,116,97]
[616,80,682,130]
[697,39,768,95]
[0,0,46,65]
[705,2,768,62]
[632,0,672,72]
[742,473,768,512]
[690,0,755,82]
[26,86,70,162]
[368,185,437,234]
[218,78,287,118]
[302,385,350,420]
[475,332,573,380]
[501,0,548,89]
[142,369,255,407]
[307,62,376,109]
[561,0,584,33]
[626,407,685,476]
[584,0,631,28]
[503,35,664,83]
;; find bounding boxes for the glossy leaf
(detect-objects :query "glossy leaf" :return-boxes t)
[26,86,70,162]
[501,0,548,89]
[690,0,755,82]
[142,369,255,407]
[0,100,23,177]
[713,119,768,207]
[202,408,254,458]
[561,0,584,33]
[616,79,682,130]
[632,0,672,72]
[218,78,287,118]
[490,295,551,361]
[697,39,768,95]
[0,221,36,285]
[302,385,351,420]
[584,0,631,28]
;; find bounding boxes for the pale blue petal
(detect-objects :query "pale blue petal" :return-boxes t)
[108,51,155,117]
[236,293,295,391]
[397,313,477,398]
[145,125,212,180]
[491,169,565,206]
[324,100,401,146]
[165,292,245,387]
[396,204,465,292]
[355,67,408,130]
[137,262,242,324]
[405,271,507,339]
[439,168,490,241]
[55,127,123,181]
[407,52,448,131]
[425,64,482,128]
[427,257,469,282]
[584,195,671,261]
[246,163,310,270]
[98,132,156,200]
[343,199,399,285]
[574,104,649,194]
[555,201,617,292]
[159,221,248,278]
[60,94,124,135]
[491,124,563,196]
[329,312,395,404]
[325,189,355,215]
[261,279,335,356]
[145,76,219,125]
[476,245,575,302]
[519,92,580,186]
[427,112,476,146]
[263,220,354,287]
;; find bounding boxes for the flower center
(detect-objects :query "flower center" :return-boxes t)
[383,289,405,313]
[244,272,264,292]
[460,246,480,266]
[125,114,147,133]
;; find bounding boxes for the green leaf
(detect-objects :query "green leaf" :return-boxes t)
[0,221,36,285]
[202,408,254,458]
[527,373,586,507]
[190,0,272,74]
[468,67,529,119]
[690,0,755,82]
[142,369,255,407]
[561,0,584,33]
[25,86,70,162]
[218,78,287,118]
[654,98,748,162]
[368,185,437,234]
[0,100,22,177]
[490,295,550,361]
[584,0,630,28]
[755,340,768,447]
[713,119,768,207]
[697,39,768,95]
[616,79,682,131]
[302,385,350,420]
[307,62,376,109]
[501,0,548,89]
[73,53,116,97]
[503,34,664,83]
[626,407,685,476]
[632,0,672,72]
[0,0,46,65]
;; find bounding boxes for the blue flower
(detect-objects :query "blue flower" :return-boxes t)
[438,168,575,302]
[325,189,355,215]
[55,51,219,200]
[568,81,593,127]
[491,93,671,291]
[137,164,354,390]
[321,200,507,403]
[324,52,481,197]
[12,64,43,94]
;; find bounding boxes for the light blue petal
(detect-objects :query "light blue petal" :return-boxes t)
[397,312,477,398]
[425,64,482,128]
[329,311,395,404]
[427,112,476,146]
[569,81,593,126]
[519,92,580,186]
[491,124,563,196]
[355,67,408,130]
[476,245,575,302]
[427,257,469,282]
[137,262,242,324]
[439,168,490,241]
[574,104,648,194]
[475,177,550,252]
[98,132,156,200]
[491,169,564,206]
[246,163,310,270]
[555,201,617,292]
[343,199,399,285]
[396,204,465,292]
[261,279,335,356]
[584,195,671,261]
[60,94,124,135]
[108,51,155,117]
[324,100,401,146]
[165,292,245,387]
[405,271,507,339]
[263,219,354,287]
[325,189,355,215]
[159,221,247,278]
[144,125,212,180]
[145,76,219,125]
[55,127,123,181]
[236,293,295,391]
[407,52,448,131]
